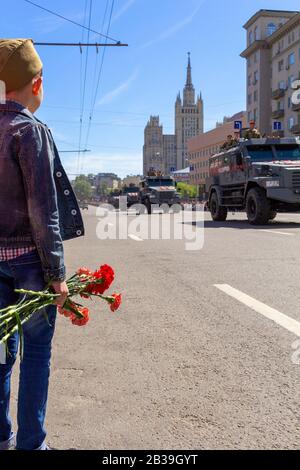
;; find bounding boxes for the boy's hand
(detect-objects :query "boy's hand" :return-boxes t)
[51,281,69,306]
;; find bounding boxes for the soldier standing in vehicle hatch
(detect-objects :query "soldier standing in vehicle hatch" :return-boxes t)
[244,120,261,139]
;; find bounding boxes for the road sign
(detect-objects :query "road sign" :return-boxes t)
[273,121,282,131]
[234,120,242,130]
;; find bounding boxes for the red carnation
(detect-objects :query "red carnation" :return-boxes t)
[87,264,115,295]
[77,267,93,277]
[110,293,122,312]
[58,305,73,318]
[71,306,90,326]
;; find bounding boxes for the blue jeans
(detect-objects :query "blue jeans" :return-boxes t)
[0,250,57,450]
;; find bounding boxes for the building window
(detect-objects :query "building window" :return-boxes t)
[254,26,258,40]
[253,71,258,84]
[254,52,257,63]
[249,31,253,45]
[254,90,258,102]
[288,117,295,129]
[278,60,284,71]
[288,96,291,108]
[279,80,286,90]
[267,23,276,37]
[278,100,284,111]
[248,74,252,86]
[248,93,252,105]
[288,75,295,88]
[288,52,295,66]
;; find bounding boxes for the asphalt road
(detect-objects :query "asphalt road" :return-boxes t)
[11,207,300,449]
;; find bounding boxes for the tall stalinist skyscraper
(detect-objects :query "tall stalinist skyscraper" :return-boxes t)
[143,54,203,175]
[175,53,203,170]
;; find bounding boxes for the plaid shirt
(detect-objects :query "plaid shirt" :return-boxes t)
[0,246,36,262]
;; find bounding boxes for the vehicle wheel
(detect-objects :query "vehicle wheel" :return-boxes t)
[160,204,170,214]
[210,192,227,221]
[135,204,146,215]
[172,204,181,213]
[145,199,152,215]
[269,210,277,221]
[246,187,272,225]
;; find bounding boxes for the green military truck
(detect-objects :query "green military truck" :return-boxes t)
[139,174,181,214]
[206,137,300,224]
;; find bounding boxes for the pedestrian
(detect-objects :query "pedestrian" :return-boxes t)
[0,39,84,450]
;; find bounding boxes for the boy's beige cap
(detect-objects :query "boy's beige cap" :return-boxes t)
[0,39,43,92]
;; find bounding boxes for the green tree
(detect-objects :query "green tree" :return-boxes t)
[101,182,108,195]
[73,176,92,201]
[177,182,197,199]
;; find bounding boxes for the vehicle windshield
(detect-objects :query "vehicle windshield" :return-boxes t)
[148,179,175,187]
[122,187,139,193]
[247,145,300,162]
[274,145,300,161]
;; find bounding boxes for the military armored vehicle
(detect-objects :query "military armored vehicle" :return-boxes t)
[108,190,121,209]
[206,137,300,224]
[139,172,181,214]
[121,185,140,208]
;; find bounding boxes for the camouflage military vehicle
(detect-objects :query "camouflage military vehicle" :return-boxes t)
[139,173,181,214]
[206,137,300,224]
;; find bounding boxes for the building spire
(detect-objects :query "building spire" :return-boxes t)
[186,52,192,87]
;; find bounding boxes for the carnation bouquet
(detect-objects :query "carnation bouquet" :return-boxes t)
[0,264,122,357]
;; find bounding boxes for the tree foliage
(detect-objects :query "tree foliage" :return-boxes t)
[176,182,197,198]
[73,175,93,201]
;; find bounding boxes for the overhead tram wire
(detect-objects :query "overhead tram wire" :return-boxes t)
[34,42,127,47]
[87,0,110,124]
[24,0,120,43]
[77,0,89,176]
[83,0,115,162]
[77,0,93,175]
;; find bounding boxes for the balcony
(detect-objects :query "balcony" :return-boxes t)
[272,109,284,119]
[291,123,300,135]
[292,102,300,112]
[272,88,285,100]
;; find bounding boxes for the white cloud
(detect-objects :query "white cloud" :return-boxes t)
[140,1,205,49]
[31,12,84,35]
[62,152,142,178]
[112,0,135,22]
[97,69,139,106]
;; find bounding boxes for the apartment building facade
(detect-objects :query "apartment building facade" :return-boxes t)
[241,9,300,137]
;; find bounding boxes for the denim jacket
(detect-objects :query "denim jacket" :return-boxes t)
[0,100,84,282]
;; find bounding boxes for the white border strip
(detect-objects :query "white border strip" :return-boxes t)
[215,284,300,337]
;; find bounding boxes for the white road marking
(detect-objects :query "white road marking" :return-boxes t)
[260,229,294,236]
[214,284,300,337]
[128,234,143,242]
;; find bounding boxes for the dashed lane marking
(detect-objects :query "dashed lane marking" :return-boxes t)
[128,234,144,242]
[260,229,294,236]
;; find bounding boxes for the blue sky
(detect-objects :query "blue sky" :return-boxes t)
[1,0,300,177]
